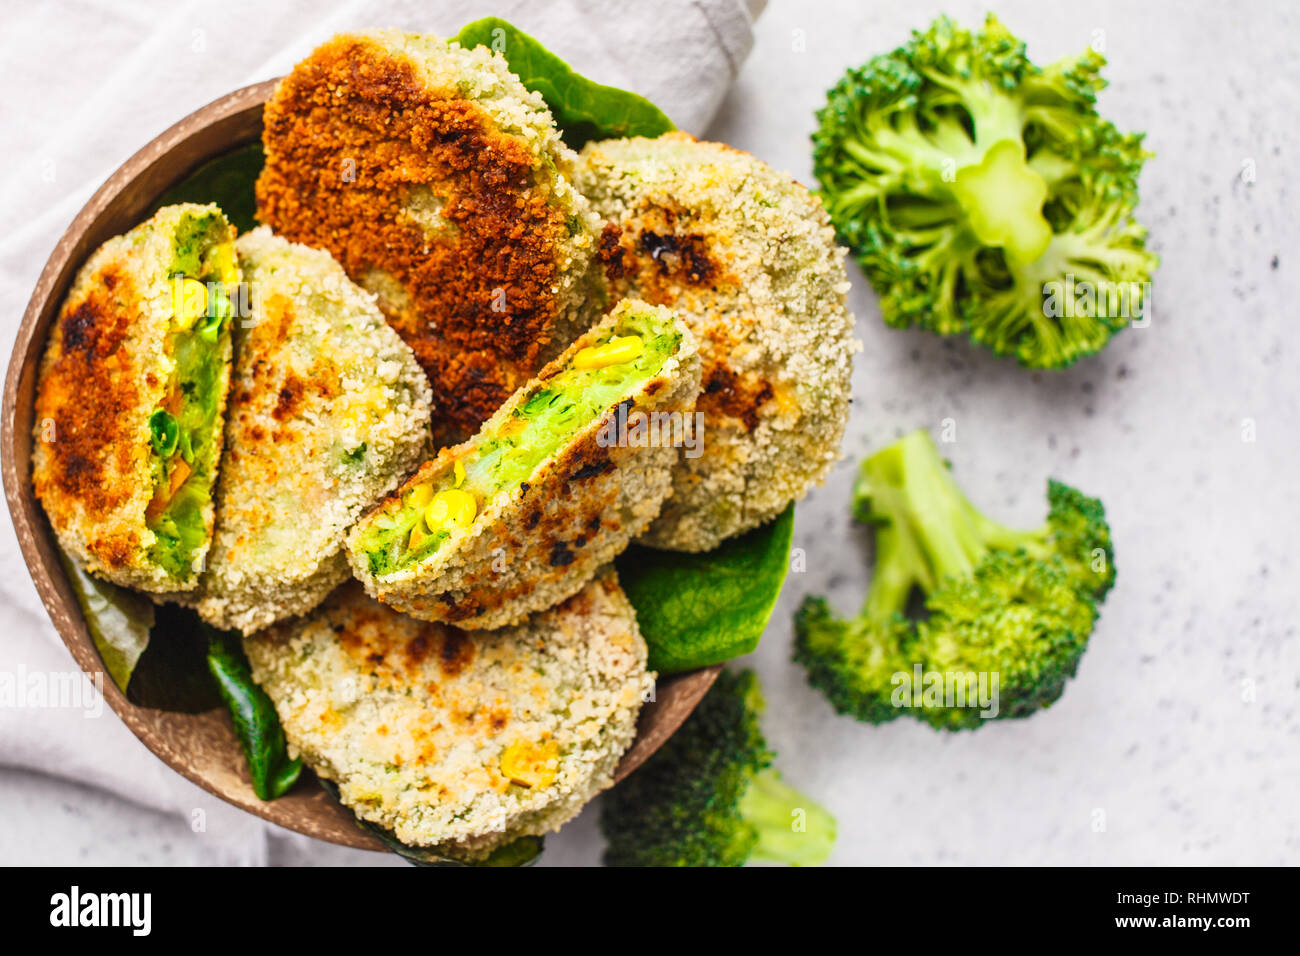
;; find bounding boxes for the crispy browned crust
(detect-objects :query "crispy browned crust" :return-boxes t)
[256,34,584,444]
[33,264,149,571]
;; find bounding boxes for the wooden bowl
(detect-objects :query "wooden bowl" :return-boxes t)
[0,81,720,853]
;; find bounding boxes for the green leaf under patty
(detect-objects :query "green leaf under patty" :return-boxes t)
[455,17,675,150]
[57,551,154,694]
[616,504,796,674]
[152,142,264,233]
[125,602,224,712]
[206,628,302,800]
[59,550,297,797]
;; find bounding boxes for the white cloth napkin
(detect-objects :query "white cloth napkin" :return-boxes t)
[0,0,761,863]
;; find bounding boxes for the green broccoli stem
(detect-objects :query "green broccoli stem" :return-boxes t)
[857,430,1047,624]
[739,768,837,867]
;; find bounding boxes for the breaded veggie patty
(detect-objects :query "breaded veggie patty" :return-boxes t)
[191,228,432,635]
[347,300,700,629]
[577,133,858,551]
[256,29,603,445]
[244,570,653,859]
[32,203,237,591]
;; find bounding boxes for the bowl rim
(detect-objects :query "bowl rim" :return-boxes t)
[1,79,720,853]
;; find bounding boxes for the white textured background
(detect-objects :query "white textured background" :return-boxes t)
[2,0,1297,866]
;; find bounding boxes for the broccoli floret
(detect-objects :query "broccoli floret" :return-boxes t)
[812,14,1158,368]
[601,669,836,866]
[794,429,1114,730]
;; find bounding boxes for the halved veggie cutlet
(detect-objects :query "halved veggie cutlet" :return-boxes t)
[32,203,237,591]
[347,299,700,629]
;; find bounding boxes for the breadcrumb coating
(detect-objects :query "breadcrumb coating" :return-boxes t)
[577,133,859,551]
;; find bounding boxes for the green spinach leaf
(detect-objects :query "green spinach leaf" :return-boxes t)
[206,628,302,800]
[454,17,675,149]
[616,504,796,674]
[57,551,154,694]
[151,142,264,233]
[126,603,224,712]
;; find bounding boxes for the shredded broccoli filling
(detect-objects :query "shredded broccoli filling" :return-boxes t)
[359,308,680,577]
[146,212,235,582]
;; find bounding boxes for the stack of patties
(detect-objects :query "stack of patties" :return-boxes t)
[244,570,653,861]
[189,227,433,633]
[256,29,605,446]
[577,132,858,551]
[34,25,862,863]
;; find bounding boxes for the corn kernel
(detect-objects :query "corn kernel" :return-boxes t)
[404,483,433,510]
[424,488,476,533]
[500,740,560,789]
[408,519,434,552]
[171,277,208,329]
[572,334,643,370]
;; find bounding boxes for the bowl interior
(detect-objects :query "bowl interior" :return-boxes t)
[0,81,719,852]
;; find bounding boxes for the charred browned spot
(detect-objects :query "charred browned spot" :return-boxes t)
[435,593,481,624]
[598,222,628,280]
[89,534,134,570]
[404,630,433,669]
[255,35,576,444]
[586,514,601,535]
[524,509,541,530]
[698,364,773,432]
[489,710,508,732]
[570,457,616,481]
[549,542,575,567]
[639,230,716,286]
[437,628,475,677]
[272,376,306,421]
[643,378,664,396]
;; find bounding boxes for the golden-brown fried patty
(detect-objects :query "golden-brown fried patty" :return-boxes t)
[256,30,604,445]
[191,228,432,634]
[244,570,653,860]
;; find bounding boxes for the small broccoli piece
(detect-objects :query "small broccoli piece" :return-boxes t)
[794,429,1114,729]
[812,14,1158,368]
[601,669,836,867]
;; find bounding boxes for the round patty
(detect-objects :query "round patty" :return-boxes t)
[576,133,858,551]
[244,569,652,859]
[256,30,604,446]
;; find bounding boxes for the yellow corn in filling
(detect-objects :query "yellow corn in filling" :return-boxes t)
[572,334,643,370]
[170,277,209,330]
[500,740,560,789]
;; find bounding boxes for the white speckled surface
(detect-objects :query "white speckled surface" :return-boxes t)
[2,0,1297,866]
